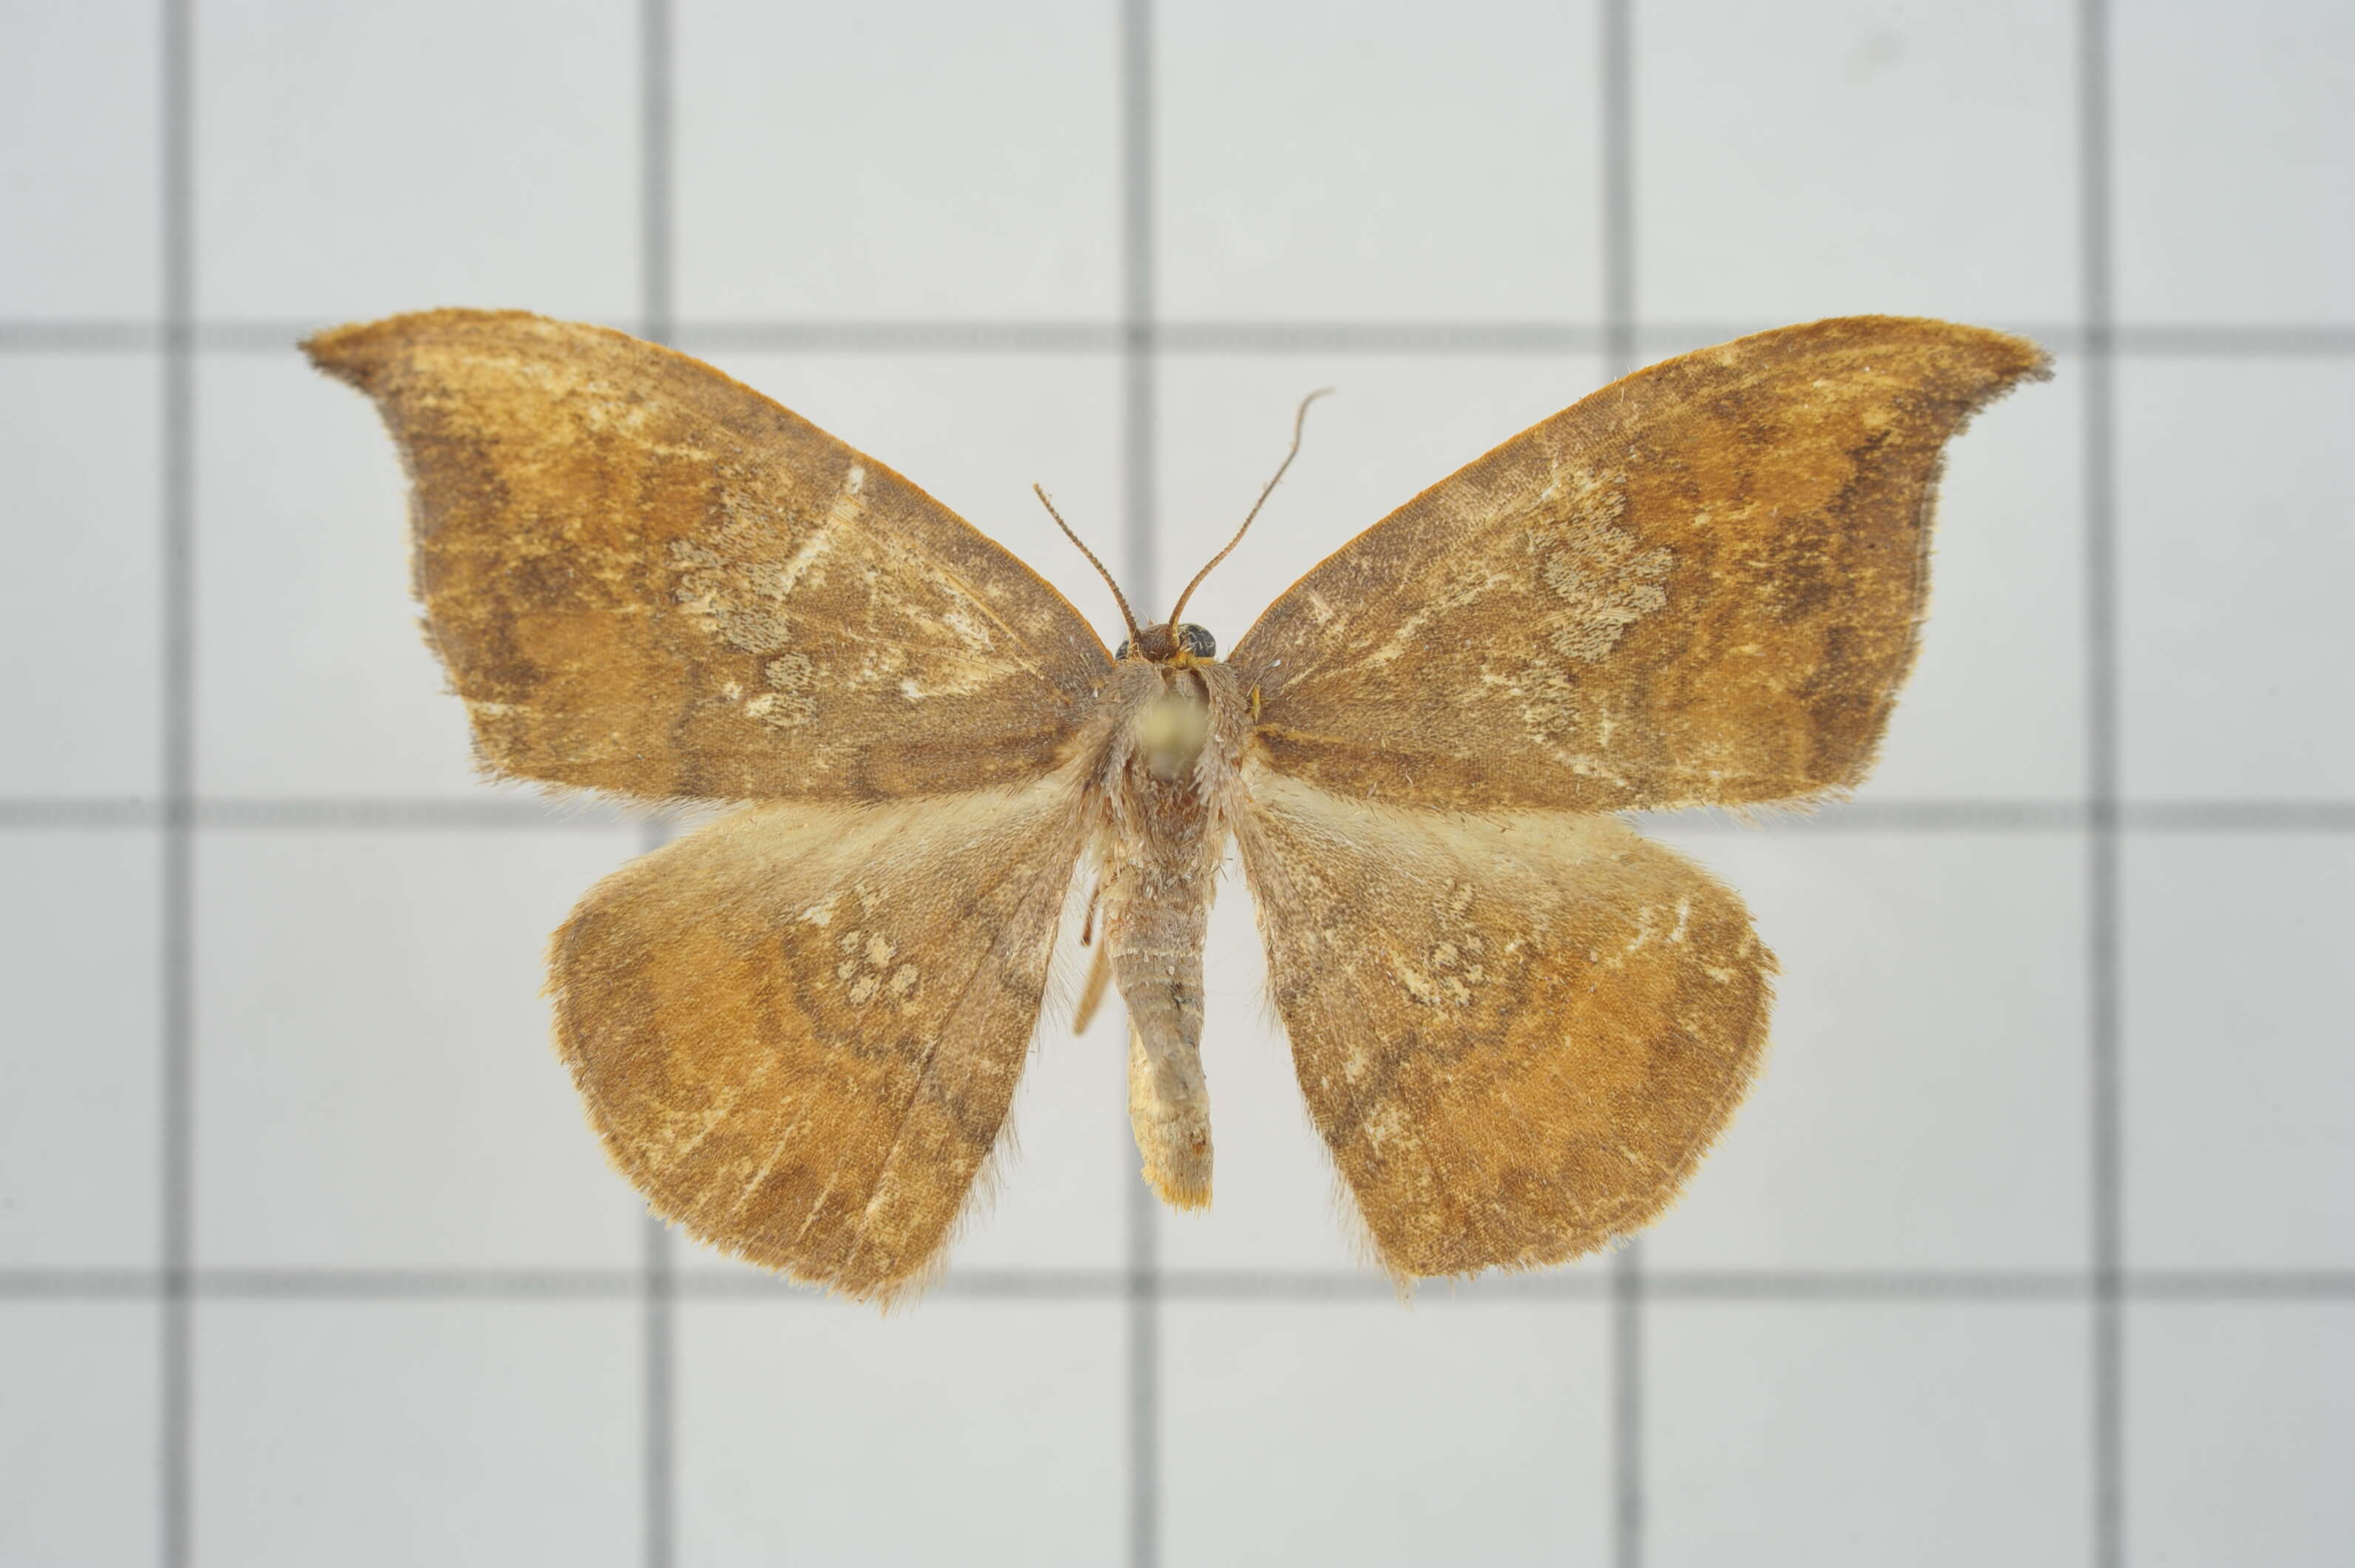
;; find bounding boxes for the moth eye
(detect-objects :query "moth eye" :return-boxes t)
[1176,624,1217,659]
[1114,638,1131,660]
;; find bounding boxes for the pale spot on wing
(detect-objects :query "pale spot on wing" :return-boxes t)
[1532,477,1671,666]
[1384,882,1492,1007]
[777,501,845,598]
[641,1085,744,1175]
[1391,953,1442,1006]
[1278,459,1669,764]
[827,924,925,1014]
[661,453,1061,725]
[751,653,819,729]
[671,533,800,656]
[1363,1100,1414,1153]
[1621,905,1664,957]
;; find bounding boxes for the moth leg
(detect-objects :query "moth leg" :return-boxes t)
[1073,940,1114,1033]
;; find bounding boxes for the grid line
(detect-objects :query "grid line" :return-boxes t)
[7,318,2355,357]
[9,1265,2346,1305]
[8,797,2351,833]
[1598,2,1643,1564]
[636,5,678,1567]
[1118,6,1160,1567]
[156,1,195,1564]
[2076,4,2125,1567]
[3,10,2331,1563]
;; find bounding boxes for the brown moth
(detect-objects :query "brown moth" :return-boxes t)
[305,311,2047,1301]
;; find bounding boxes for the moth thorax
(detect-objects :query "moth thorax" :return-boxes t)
[1138,686,1212,781]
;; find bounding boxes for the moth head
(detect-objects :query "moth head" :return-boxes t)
[1115,622,1218,665]
[1033,389,1329,670]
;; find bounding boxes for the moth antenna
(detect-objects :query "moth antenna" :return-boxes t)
[1168,388,1331,627]
[1034,483,1143,647]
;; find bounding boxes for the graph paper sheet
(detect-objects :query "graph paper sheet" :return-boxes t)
[3,2,2351,1564]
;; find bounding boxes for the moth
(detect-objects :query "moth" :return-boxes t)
[306,311,2047,1301]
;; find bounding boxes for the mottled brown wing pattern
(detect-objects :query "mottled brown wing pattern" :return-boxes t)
[305,309,1108,804]
[1234,765,1774,1278]
[1230,317,2050,813]
[310,307,2043,1300]
[548,769,1090,1300]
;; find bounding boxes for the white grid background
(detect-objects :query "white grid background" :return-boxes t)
[3,1,2351,1564]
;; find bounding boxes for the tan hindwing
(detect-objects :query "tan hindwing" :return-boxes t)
[547,772,1089,1300]
[1230,316,2050,812]
[305,310,1109,803]
[1234,765,1775,1280]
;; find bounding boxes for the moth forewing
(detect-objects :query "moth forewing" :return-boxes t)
[303,309,1109,806]
[1227,315,2052,816]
